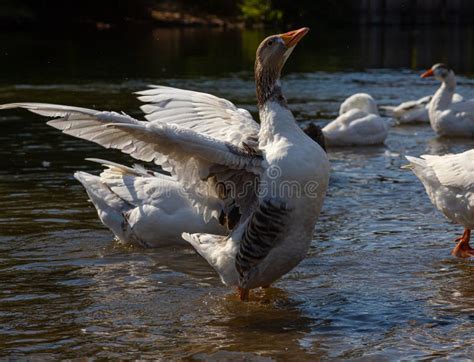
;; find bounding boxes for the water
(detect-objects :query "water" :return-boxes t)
[1,26,474,359]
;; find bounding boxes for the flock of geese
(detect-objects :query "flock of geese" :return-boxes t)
[2,28,474,301]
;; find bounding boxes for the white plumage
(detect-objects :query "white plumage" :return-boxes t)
[184,100,330,291]
[381,93,463,124]
[74,159,226,247]
[136,85,259,148]
[421,64,474,137]
[0,91,263,224]
[405,149,474,258]
[322,93,389,146]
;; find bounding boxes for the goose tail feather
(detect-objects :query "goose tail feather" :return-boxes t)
[74,171,132,242]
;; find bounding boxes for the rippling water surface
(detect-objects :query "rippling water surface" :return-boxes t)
[1,27,474,359]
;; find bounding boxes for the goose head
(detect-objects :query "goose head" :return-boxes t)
[255,27,309,107]
[421,63,456,87]
[339,93,379,116]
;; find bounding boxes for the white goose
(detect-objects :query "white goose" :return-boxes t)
[75,159,226,247]
[405,150,474,258]
[1,28,330,300]
[421,63,474,136]
[322,93,388,146]
[381,93,464,124]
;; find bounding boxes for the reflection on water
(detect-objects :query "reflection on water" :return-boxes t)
[359,24,474,71]
[1,24,474,86]
[1,26,474,359]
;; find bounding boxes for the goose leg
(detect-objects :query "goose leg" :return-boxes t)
[454,229,468,242]
[451,229,474,258]
[238,287,249,301]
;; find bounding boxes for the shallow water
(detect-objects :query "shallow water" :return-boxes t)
[1,27,474,359]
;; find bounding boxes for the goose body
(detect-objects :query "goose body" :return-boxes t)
[184,28,330,298]
[1,28,330,300]
[322,93,388,146]
[381,93,463,124]
[75,159,225,247]
[185,99,329,291]
[405,150,474,258]
[421,63,474,136]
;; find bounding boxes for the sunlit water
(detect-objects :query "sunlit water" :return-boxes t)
[1,27,474,359]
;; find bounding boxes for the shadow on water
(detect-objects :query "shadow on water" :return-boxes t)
[1,25,474,359]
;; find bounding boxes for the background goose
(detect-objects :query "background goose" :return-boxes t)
[1,28,330,301]
[381,93,464,124]
[75,159,226,247]
[405,150,474,258]
[322,93,388,146]
[421,63,474,136]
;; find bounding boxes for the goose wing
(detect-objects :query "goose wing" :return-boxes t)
[397,95,432,111]
[136,85,260,149]
[182,198,291,289]
[421,150,474,190]
[323,110,388,146]
[380,96,431,117]
[0,98,263,224]
[450,99,474,114]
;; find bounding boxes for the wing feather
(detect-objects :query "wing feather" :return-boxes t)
[1,100,262,224]
[236,199,289,288]
[422,150,474,190]
[136,85,259,149]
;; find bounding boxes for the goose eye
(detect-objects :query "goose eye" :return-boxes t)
[267,40,273,46]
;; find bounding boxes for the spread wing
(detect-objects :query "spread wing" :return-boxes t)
[136,85,260,150]
[0,97,263,225]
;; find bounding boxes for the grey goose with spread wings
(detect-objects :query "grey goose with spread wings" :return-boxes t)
[1,28,330,301]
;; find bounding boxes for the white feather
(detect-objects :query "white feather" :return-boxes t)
[426,70,474,136]
[405,150,474,229]
[323,93,388,146]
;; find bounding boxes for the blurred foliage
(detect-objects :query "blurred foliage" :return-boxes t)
[0,0,361,28]
[0,0,463,29]
[239,0,283,25]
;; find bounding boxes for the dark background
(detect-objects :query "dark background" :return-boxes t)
[2,0,474,29]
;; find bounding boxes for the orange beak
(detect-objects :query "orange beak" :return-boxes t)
[280,27,309,48]
[420,69,434,78]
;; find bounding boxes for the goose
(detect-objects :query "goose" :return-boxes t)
[380,93,464,124]
[74,126,326,247]
[404,150,474,258]
[322,93,388,146]
[421,63,474,136]
[75,158,227,247]
[1,28,330,300]
[73,126,325,248]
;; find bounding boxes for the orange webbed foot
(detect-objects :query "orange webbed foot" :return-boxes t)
[451,243,474,258]
[451,229,474,258]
